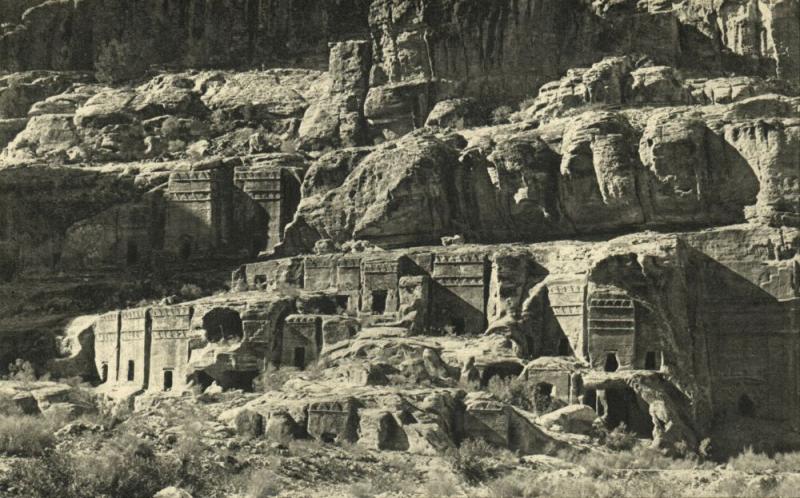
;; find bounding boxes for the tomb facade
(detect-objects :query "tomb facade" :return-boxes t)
[544,277,587,358]
[431,252,489,335]
[119,308,151,389]
[94,311,120,383]
[148,306,193,392]
[587,287,637,371]
[281,315,323,369]
[234,167,300,255]
[361,258,401,316]
[307,398,359,443]
[165,169,231,259]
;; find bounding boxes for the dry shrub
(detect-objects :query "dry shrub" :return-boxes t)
[491,105,514,125]
[728,447,800,473]
[253,364,295,392]
[487,472,671,498]
[420,466,464,497]
[243,468,282,498]
[486,376,535,412]
[0,414,57,456]
[447,438,517,485]
[601,422,638,451]
[5,435,176,498]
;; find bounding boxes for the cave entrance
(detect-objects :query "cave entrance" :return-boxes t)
[163,370,173,391]
[127,360,135,382]
[191,370,215,391]
[294,347,306,370]
[203,308,243,342]
[534,382,554,414]
[126,240,139,265]
[335,295,349,313]
[604,353,619,372]
[101,363,108,383]
[738,394,756,418]
[214,371,259,391]
[605,386,654,438]
[371,290,387,314]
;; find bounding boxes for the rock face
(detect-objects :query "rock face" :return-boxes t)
[2,1,799,102]
[0,0,797,462]
[280,91,796,253]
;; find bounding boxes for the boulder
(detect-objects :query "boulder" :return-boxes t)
[3,114,81,163]
[11,393,39,415]
[0,71,89,118]
[202,70,322,123]
[628,66,687,105]
[405,422,455,455]
[265,411,301,442]
[425,98,482,129]
[559,111,644,231]
[307,398,359,443]
[639,111,758,224]
[537,404,598,434]
[153,487,193,498]
[283,133,466,250]
[0,117,27,148]
[358,409,408,450]
[234,409,265,438]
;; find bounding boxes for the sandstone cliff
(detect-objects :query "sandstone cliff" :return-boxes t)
[0,0,797,461]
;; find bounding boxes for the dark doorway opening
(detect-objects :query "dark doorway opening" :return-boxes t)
[127,360,135,381]
[558,338,571,356]
[604,353,619,372]
[584,389,602,416]
[605,387,654,438]
[101,363,108,382]
[738,394,756,418]
[179,237,192,260]
[371,290,387,314]
[163,370,173,391]
[294,347,306,370]
[534,382,554,413]
[335,295,349,313]
[203,308,243,342]
[126,240,139,265]
[645,351,660,370]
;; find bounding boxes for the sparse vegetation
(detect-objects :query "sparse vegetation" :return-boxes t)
[6,435,176,498]
[491,105,514,125]
[447,438,517,485]
[485,375,560,414]
[0,414,58,457]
